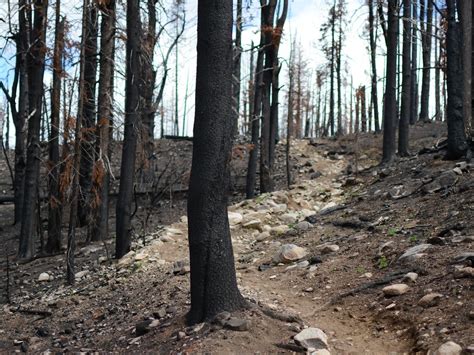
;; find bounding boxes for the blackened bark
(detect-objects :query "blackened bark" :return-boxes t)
[361,86,367,132]
[434,9,441,121]
[445,0,467,159]
[90,0,115,242]
[382,0,398,164]
[116,0,142,258]
[46,1,64,254]
[246,40,264,198]
[13,0,30,225]
[460,0,472,134]
[19,0,48,260]
[410,0,418,125]
[329,3,336,136]
[369,0,380,133]
[398,0,411,157]
[232,0,242,135]
[187,0,246,325]
[336,11,343,136]
[78,1,98,226]
[419,0,433,122]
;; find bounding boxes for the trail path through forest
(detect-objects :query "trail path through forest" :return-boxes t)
[1,125,472,353]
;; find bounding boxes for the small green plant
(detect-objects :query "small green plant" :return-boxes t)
[409,235,418,243]
[288,223,296,229]
[255,193,269,204]
[378,256,388,269]
[387,228,398,237]
[356,266,366,274]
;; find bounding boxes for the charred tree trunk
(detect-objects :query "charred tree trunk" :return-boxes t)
[445,0,467,159]
[90,0,115,242]
[329,3,336,136]
[460,0,472,134]
[419,0,433,122]
[381,0,398,164]
[187,0,247,325]
[13,0,30,225]
[360,86,367,132]
[336,13,343,136]
[246,24,264,199]
[46,1,64,254]
[369,0,380,133]
[398,0,412,157]
[19,0,48,260]
[434,9,442,121]
[78,1,98,227]
[232,0,242,135]
[115,0,142,258]
[410,0,418,125]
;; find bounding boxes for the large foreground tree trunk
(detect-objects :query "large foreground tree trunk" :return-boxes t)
[187,0,246,325]
[381,0,398,164]
[19,0,48,259]
[445,0,467,159]
[115,0,142,258]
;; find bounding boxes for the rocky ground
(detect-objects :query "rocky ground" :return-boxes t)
[0,121,473,354]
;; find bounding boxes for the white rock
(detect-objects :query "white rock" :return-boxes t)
[403,272,419,283]
[228,212,243,226]
[280,213,298,224]
[434,341,462,355]
[382,284,410,296]
[166,227,183,235]
[256,232,270,242]
[160,234,174,242]
[134,252,148,261]
[296,221,312,231]
[38,272,50,282]
[243,219,262,229]
[294,327,328,350]
[309,349,331,355]
[398,244,431,262]
[418,293,443,308]
[273,244,308,264]
[271,225,290,236]
[75,270,89,279]
[320,244,340,254]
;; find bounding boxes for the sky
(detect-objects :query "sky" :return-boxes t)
[0,0,421,144]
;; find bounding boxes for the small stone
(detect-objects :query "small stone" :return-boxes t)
[177,331,186,340]
[398,244,431,262]
[75,270,89,280]
[256,231,270,242]
[135,320,153,336]
[433,341,462,355]
[243,219,262,229]
[273,244,308,264]
[453,266,474,279]
[38,273,50,282]
[452,167,463,175]
[280,213,298,224]
[294,327,328,350]
[155,308,167,319]
[159,235,174,243]
[173,260,190,275]
[296,221,312,231]
[309,349,331,355]
[213,311,231,326]
[228,212,243,226]
[382,284,409,296]
[297,260,310,268]
[403,272,418,283]
[134,252,148,261]
[418,293,443,308]
[320,244,340,255]
[224,317,250,331]
[271,225,290,235]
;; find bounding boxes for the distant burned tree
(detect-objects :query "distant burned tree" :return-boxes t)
[398,0,411,157]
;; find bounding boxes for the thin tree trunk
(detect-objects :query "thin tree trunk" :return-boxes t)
[369,0,380,133]
[434,9,441,121]
[115,0,142,258]
[461,0,472,134]
[399,0,411,156]
[232,0,242,136]
[46,1,64,254]
[381,0,398,164]
[336,10,343,136]
[329,2,336,136]
[90,0,115,242]
[419,0,433,122]
[410,0,418,125]
[187,0,246,325]
[445,0,467,159]
[361,86,367,132]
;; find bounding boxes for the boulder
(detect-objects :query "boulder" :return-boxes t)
[382,284,409,296]
[294,328,328,350]
[273,244,308,264]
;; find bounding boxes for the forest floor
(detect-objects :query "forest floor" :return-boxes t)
[0,121,473,354]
